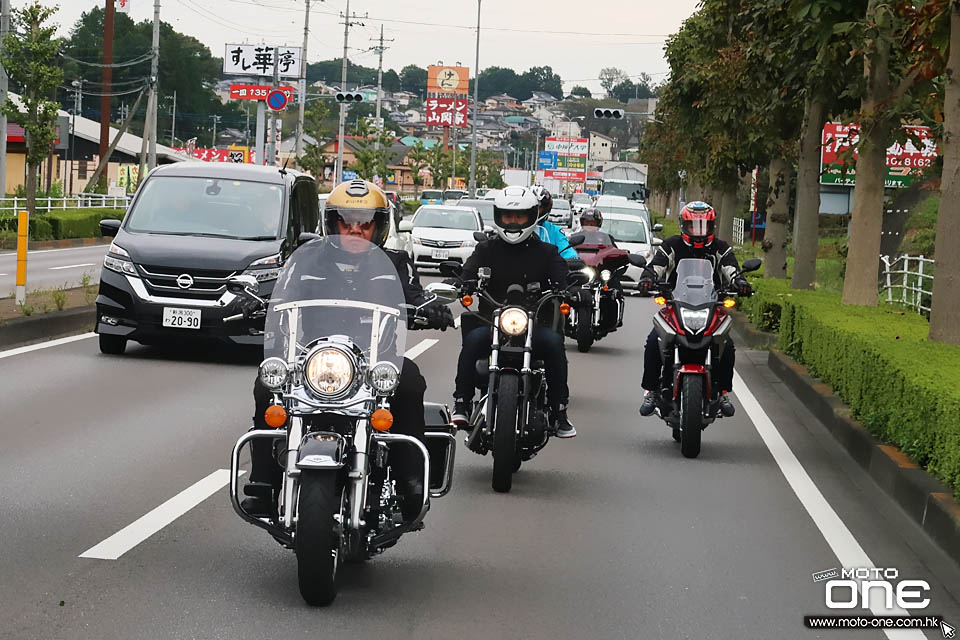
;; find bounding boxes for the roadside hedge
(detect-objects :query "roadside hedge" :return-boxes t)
[740,279,960,493]
[0,208,124,242]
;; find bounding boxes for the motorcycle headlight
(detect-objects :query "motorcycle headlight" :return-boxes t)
[581,266,596,282]
[304,347,355,397]
[368,361,400,395]
[258,357,289,390]
[680,307,710,334]
[498,307,529,336]
[600,269,612,282]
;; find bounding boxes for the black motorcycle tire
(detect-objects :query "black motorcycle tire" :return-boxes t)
[672,426,681,442]
[576,310,594,353]
[492,373,520,493]
[679,376,703,459]
[295,471,341,606]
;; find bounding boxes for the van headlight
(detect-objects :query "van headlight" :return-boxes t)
[103,241,138,276]
[242,253,282,282]
[679,308,710,334]
[304,347,355,397]
[368,361,400,394]
[499,307,529,336]
[258,357,289,389]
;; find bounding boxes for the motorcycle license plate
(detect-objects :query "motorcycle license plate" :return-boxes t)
[431,249,450,260]
[162,307,201,329]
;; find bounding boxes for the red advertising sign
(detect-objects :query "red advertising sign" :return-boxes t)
[229,84,295,101]
[821,122,938,188]
[425,97,469,127]
[173,147,250,163]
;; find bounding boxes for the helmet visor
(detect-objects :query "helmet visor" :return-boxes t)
[494,205,538,231]
[324,206,389,247]
[684,218,712,237]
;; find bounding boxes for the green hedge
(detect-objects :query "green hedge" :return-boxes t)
[45,208,124,239]
[740,279,960,493]
[0,215,54,241]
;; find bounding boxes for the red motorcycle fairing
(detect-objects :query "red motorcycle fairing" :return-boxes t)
[575,243,630,270]
[674,364,711,400]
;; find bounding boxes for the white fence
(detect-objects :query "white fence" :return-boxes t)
[880,254,934,314]
[0,195,132,215]
[733,217,745,246]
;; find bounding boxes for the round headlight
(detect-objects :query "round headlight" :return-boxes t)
[499,307,529,336]
[305,347,355,397]
[368,361,400,394]
[258,357,289,390]
[581,266,596,281]
[600,269,612,282]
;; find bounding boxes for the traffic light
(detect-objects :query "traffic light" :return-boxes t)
[335,92,364,103]
[594,108,624,119]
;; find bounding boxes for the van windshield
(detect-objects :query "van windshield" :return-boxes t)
[125,176,285,240]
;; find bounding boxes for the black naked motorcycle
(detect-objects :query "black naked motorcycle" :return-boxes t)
[226,237,459,606]
[441,251,588,493]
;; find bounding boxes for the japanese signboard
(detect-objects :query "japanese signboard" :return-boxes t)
[425,98,469,127]
[223,45,302,78]
[117,0,132,14]
[538,150,557,170]
[173,146,251,163]
[820,122,939,188]
[543,137,588,182]
[229,84,295,101]
[427,66,470,95]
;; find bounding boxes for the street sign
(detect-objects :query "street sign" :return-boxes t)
[230,84,295,101]
[427,66,470,95]
[544,137,588,182]
[538,150,557,170]
[342,170,358,181]
[425,97,468,127]
[820,122,938,188]
[266,90,288,111]
[223,44,302,78]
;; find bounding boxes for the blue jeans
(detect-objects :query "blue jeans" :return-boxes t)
[455,326,569,409]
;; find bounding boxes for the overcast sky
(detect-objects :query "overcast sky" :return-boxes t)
[35,0,699,94]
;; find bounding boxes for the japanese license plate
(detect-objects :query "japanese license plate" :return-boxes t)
[162,307,201,329]
[431,249,450,260]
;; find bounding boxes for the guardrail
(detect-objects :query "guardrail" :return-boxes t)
[0,195,132,214]
[733,217,744,246]
[880,254,934,315]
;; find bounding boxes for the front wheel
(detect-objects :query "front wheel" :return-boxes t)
[295,471,342,606]
[492,373,520,493]
[679,375,704,458]
[575,310,594,353]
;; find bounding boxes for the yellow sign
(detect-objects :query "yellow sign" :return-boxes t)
[427,66,469,95]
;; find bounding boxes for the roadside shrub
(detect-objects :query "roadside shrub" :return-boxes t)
[401,200,420,215]
[45,208,124,239]
[741,278,960,493]
[0,215,54,241]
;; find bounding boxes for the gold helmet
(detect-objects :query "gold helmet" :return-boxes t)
[322,179,391,247]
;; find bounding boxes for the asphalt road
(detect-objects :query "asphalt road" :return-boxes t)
[0,244,108,293]
[1,296,959,640]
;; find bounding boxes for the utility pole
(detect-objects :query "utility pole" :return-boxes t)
[335,1,366,185]
[69,80,83,195]
[372,25,393,153]
[468,0,481,197]
[296,0,310,161]
[210,114,221,149]
[266,54,279,166]
[169,89,177,147]
[99,0,115,190]
[147,0,160,170]
[0,0,10,197]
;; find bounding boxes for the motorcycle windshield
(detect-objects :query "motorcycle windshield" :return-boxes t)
[264,237,406,371]
[672,259,717,306]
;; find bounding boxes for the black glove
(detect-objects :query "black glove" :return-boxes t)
[460,279,479,295]
[638,273,657,292]
[734,277,753,297]
[239,296,265,320]
[425,304,455,331]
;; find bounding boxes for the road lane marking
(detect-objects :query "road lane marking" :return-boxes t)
[49,262,95,270]
[405,338,438,360]
[454,314,461,328]
[80,469,242,560]
[0,273,7,276]
[0,332,96,360]
[733,371,924,639]
[0,245,109,256]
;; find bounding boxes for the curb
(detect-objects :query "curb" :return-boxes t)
[0,305,96,350]
[0,237,111,253]
[728,309,777,350]
[766,349,960,567]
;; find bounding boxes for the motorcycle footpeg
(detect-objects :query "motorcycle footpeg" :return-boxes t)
[242,481,274,499]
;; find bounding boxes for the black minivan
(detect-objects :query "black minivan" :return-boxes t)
[96,162,320,354]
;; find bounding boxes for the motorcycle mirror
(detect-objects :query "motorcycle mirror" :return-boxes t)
[567,233,586,247]
[424,282,459,303]
[653,223,664,232]
[298,232,320,245]
[566,257,586,271]
[438,261,463,278]
[628,254,647,268]
[652,237,663,246]
[741,258,763,273]
[227,274,260,296]
[526,281,541,294]
[473,231,489,243]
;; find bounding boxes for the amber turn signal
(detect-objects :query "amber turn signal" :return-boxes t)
[723,298,737,308]
[371,408,394,431]
[654,296,667,306]
[461,295,473,308]
[264,404,287,428]
[559,302,571,316]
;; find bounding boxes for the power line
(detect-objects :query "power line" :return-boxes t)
[60,51,152,68]
[61,84,147,98]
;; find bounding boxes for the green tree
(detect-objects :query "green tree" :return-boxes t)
[522,65,563,99]
[1,2,63,215]
[476,150,506,189]
[349,117,396,181]
[399,64,427,94]
[382,69,401,93]
[598,67,628,95]
[571,85,592,98]
[611,77,655,103]
[405,141,430,197]
[297,100,331,178]
[425,143,451,189]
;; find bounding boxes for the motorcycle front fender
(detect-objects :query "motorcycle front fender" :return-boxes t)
[296,432,347,470]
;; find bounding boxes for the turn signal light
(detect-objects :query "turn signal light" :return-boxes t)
[264,404,287,428]
[723,298,737,308]
[559,302,571,316]
[371,408,394,431]
[654,296,667,306]
[461,295,473,308]
[602,285,610,292]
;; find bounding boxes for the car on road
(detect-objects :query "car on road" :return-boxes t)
[399,205,483,270]
[594,199,656,241]
[443,189,468,204]
[598,212,661,292]
[420,189,444,205]
[548,198,573,227]
[570,192,594,213]
[456,198,496,230]
[95,163,320,355]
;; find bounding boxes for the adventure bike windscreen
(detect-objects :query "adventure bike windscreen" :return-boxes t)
[264,237,406,373]
[125,176,284,240]
[672,259,718,307]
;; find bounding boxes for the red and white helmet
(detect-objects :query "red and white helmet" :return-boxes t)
[680,201,716,249]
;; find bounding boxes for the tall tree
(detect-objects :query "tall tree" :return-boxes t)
[571,85,592,98]
[399,64,427,94]
[1,2,63,216]
[349,117,396,180]
[406,141,429,197]
[599,67,628,95]
[425,143,451,189]
[297,100,331,178]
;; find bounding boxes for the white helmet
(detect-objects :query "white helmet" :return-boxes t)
[530,184,551,224]
[492,186,540,244]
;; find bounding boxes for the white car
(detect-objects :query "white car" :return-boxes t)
[400,205,483,270]
[595,199,656,241]
[570,192,594,213]
[599,212,662,292]
[548,198,573,227]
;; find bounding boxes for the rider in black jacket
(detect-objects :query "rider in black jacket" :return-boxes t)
[451,186,576,438]
[244,180,453,519]
[637,202,752,418]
